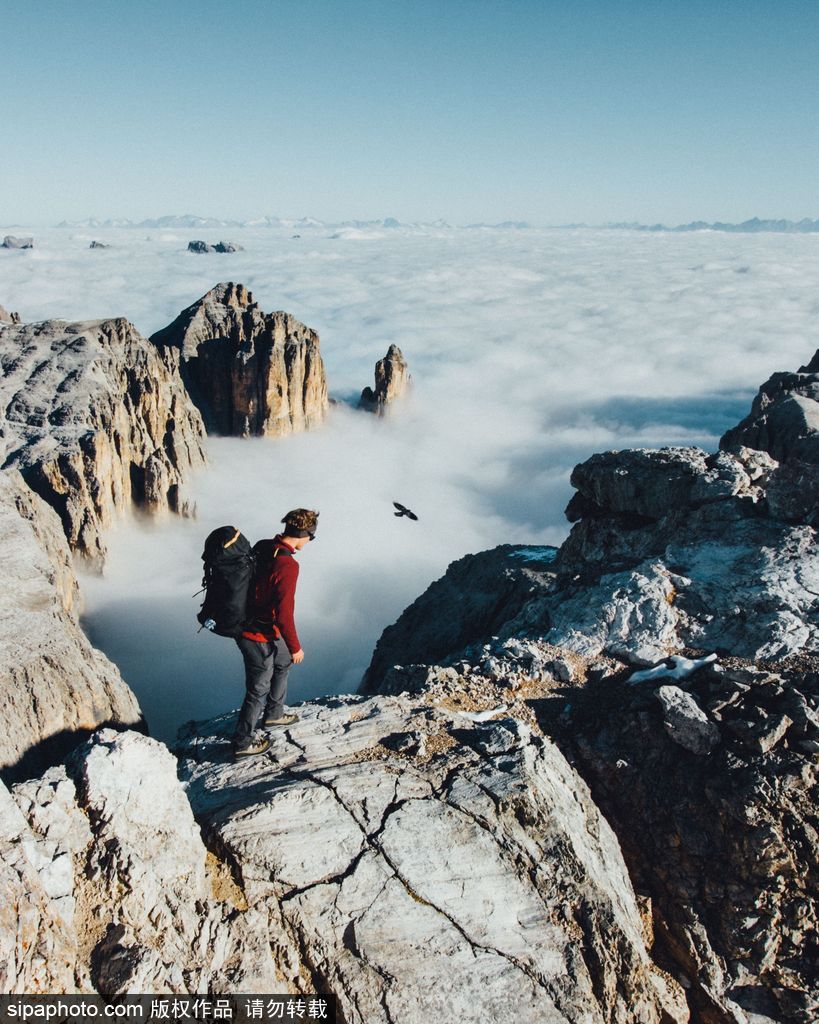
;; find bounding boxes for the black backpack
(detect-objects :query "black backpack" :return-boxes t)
[196,526,255,637]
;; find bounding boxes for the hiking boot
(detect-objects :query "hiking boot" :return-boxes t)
[263,711,300,728]
[233,735,270,759]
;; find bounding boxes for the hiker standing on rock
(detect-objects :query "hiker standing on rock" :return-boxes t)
[232,508,319,760]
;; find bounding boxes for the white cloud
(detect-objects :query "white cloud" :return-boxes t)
[7,225,816,740]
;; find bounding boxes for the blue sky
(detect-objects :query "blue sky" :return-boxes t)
[2,0,818,224]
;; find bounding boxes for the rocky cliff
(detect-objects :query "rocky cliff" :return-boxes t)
[3,337,817,1022]
[359,346,819,1022]
[151,283,328,437]
[0,470,142,784]
[359,344,411,413]
[0,316,206,564]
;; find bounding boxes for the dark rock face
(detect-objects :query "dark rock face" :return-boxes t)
[150,282,328,437]
[187,240,244,253]
[564,662,818,1024]
[2,235,33,249]
[361,545,557,693]
[0,316,206,563]
[359,344,411,413]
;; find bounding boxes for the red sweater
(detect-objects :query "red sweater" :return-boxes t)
[242,536,301,653]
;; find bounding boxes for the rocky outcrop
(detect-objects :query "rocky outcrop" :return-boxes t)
[178,694,687,1023]
[89,241,110,249]
[2,730,278,993]
[187,241,244,254]
[719,351,819,527]
[151,282,328,437]
[0,316,206,563]
[0,470,142,784]
[362,546,557,693]
[0,304,21,324]
[564,660,818,1024]
[2,235,33,249]
[721,353,819,464]
[359,347,819,1020]
[359,344,411,413]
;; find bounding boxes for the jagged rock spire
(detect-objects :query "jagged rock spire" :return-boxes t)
[359,343,411,414]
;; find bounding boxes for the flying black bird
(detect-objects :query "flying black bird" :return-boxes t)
[393,501,419,521]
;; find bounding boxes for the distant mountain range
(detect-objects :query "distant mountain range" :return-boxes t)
[53,214,532,231]
[51,214,819,233]
[601,217,819,233]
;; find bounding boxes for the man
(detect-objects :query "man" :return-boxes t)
[232,508,319,759]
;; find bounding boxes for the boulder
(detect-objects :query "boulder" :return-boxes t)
[566,447,761,523]
[3,730,278,994]
[151,282,328,437]
[2,235,34,249]
[89,241,110,249]
[0,470,143,783]
[654,685,720,754]
[187,240,244,253]
[359,344,411,414]
[0,316,206,563]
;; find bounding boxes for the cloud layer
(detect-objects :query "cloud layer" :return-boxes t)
[5,226,817,739]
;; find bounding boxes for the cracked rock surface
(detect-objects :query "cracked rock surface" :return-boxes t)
[178,693,687,1024]
[0,315,206,563]
[150,282,328,438]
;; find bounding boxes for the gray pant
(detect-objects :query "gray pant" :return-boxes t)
[233,635,293,749]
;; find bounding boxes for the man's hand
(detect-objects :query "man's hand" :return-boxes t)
[291,649,305,664]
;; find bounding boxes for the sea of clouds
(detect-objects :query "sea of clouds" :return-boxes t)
[2,225,817,740]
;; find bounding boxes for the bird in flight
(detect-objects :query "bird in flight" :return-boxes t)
[393,501,419,521]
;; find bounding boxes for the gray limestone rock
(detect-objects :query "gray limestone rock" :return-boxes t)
[151,282,328,437]
[178,694,687,1024]
[566,447,761,523]
[564,664,818,1024]
[0,316,206,563]
[654,685,720,754]
[359,344,411,414]
[0,776,78,993]
[766,459,819,525]
[0,470,143,783]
